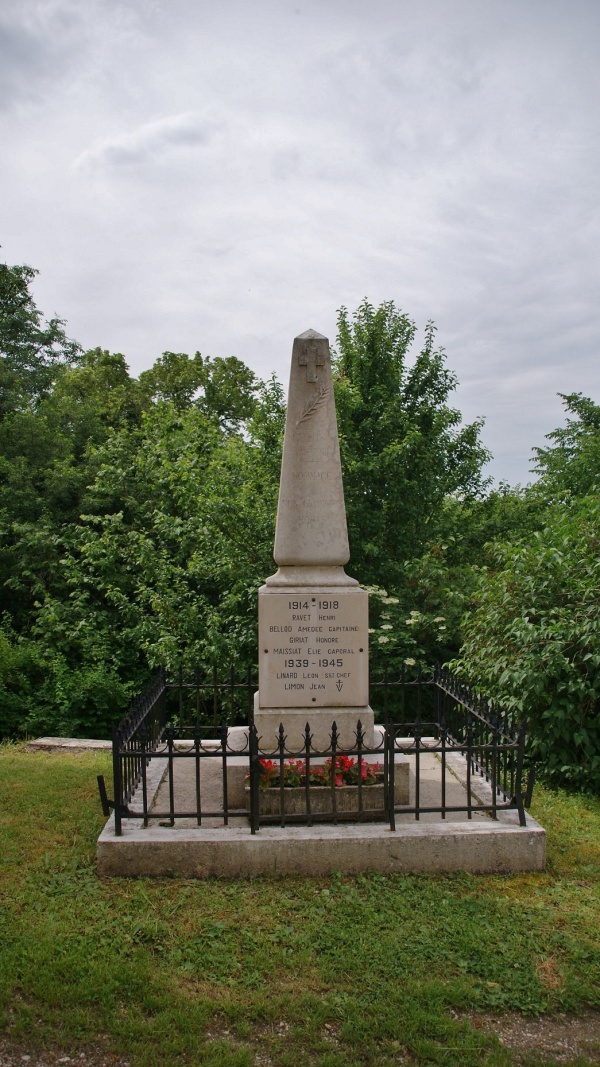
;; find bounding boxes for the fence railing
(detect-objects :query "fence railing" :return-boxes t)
[247,718,391,833]
[97,666,530,835]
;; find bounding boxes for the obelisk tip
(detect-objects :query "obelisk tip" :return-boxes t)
[295,328,328,341]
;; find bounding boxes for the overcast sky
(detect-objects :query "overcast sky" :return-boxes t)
[2,0,599,485]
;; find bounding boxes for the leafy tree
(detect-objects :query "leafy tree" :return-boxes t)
[15,378,285,737]
[6,277,555,741]
[0,263,82,638]
[330,300,492,671]
[0,348,147,633]
[454,495,600,791]
[0,622,47,739]
[0,262,281,737]
[138,351,206,409]
[139,350,259,428]
[44,348,145,457]
[0,260,80,417]
[333,300,491,588]
[199,355,258,430]
[532,392,600,500]
[450,397,600,789]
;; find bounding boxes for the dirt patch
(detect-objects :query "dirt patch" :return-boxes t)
[535,956,565,992]
[454,1010,600,1063]
[0,1042,130,1067]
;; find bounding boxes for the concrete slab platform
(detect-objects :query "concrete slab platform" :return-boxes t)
[27,737,112,752]
[96,733,546,877]
[97,813,546,877]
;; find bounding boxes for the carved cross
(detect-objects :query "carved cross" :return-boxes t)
[298,343,324,383]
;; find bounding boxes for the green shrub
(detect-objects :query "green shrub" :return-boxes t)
[453,495,600,791]
[0,624,46,737]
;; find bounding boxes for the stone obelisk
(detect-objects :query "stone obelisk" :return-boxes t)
[255,329,374,751]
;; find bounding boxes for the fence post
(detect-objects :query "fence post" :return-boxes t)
[330,721,339,825]
[249,722,260,834]
[140,724,148,829]
[356,719,364,818]
[440,712,447,820]
[112,723,122,837]
[246,665,253,726]
[414,715,421,821]
[278,723,286,828]
[220,723,229,825]
[466,718,473,820]
[304,721,312,826]
[515,720,528,826]
[167,723,175,827]
[387,721,396,832]
[194,720,202,826]
[491,712,499,820]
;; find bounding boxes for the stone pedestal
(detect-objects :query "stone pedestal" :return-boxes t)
[256,581,373,749]
[253,701,374,752]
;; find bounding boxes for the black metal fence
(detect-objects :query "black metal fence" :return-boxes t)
[246,718,391,833]
[98,666,531,835]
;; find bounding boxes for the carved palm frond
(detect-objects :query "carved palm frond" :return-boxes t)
[296,386,329,427]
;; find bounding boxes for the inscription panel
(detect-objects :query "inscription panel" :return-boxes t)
[259,589,368,708]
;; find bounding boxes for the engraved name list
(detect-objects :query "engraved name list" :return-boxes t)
[258,589,368,708]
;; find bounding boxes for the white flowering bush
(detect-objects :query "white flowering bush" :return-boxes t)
[365,586,459,676]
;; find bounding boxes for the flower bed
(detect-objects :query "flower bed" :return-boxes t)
[245,755,390,815]
[253,755,382,789]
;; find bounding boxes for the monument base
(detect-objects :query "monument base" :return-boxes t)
[253,694,375,751]
[264,566,358,587]
[98,818,547,878]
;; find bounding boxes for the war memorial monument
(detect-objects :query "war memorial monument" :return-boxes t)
[96,329,546,877]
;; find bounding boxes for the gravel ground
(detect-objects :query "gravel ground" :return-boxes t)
[453,1010,600,1064]
[2,1013,600,1066]
[0,1045,129,1067]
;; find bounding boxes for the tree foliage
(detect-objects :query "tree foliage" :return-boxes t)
[333,300,491,586]
[0,282,492,736]
[1,377,285,737]
[454,496,600,791]
[0,261,80,417]
[453,395,600,790]
[532,392,600,500]
[1,258,599,793]
[332,300,493,674]
[139,350,259,427]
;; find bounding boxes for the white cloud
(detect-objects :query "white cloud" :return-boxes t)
[73,112,218,170]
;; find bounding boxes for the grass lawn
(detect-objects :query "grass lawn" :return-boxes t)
[0,744,598,1066]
